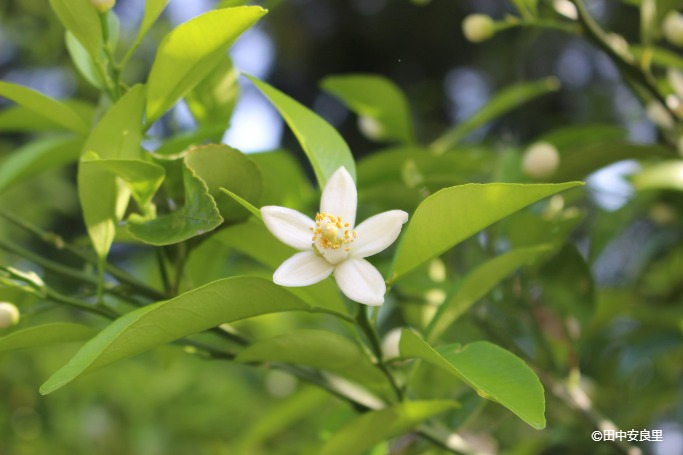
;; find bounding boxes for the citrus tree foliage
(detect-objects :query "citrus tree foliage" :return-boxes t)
[0,1,681,454]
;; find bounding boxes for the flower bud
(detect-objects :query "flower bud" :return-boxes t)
[522,142,561,179]
[462,14,495,43]
[663,11,683,47]
[91,0,115,13]
[382,327,403,360]
[357,116,385,140]
[0,302,19,328]
[669,68,683,100]
[646,101,675,129]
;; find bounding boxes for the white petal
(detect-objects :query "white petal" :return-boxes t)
[273,251,334,287]
[261,206,315,250]
[352,210,409,258]
[334,258,386,306]
[320,167,357,227]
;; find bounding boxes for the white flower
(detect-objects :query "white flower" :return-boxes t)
[261,167,408,306]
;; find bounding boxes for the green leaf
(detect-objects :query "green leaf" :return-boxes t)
[40,277,311,394]
[0,81,89,135]
[82,155,166,209]
[78,85,147,258]
[185,56,239,129]
[136,0,170,46]
[392,182,583,279]
[66,31,105,89]
[426,245,554,342]
[219,187,263,220]
[320,400,457,455]
[431,77,560,152]
[146,6,267,125]
[49,0,103,58]
[321,74,415,144]
[400,329,545,429]
[236,329,387,386]
[0,323,97,352]
[249,150,315,207]
[127,156,223,245]
[246,74,357,187]
[632,160,683,191]
[0,136,83,194]
[185,144,263,222]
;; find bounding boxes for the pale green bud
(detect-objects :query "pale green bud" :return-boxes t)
[91,0,115,13]
[357,116,385,140]
[663,11,683,47]
[646,101,675,129]
[462,14,495,43]
[522,142,561,179]
[0,302,19,328]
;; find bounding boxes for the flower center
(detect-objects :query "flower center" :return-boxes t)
[311,212,356,252]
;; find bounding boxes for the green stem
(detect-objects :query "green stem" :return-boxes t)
[99,12,121,100]
[570,0,677,122]
[355,305,403,401]
[0,210,165,301]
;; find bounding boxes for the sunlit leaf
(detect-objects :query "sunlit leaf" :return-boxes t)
[431,77,560,152]
[0,81,89,135]
[246,74,356,187]
[426,245,554,342]
[321,74,415,144]
[320,400,457,455]
[146,6,266,125]
[49,0,102,58]
[400,329,545,429]
[392,182,583,279]
[78,85,146,258]
[236,329,387,386]
[136,0,170,47]
[40,277,311,394]
[0,136,83,194]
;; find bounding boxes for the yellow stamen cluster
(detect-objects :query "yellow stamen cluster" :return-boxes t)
[310,212,356,251]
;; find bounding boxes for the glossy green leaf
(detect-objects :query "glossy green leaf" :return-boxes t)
[320,400,457,455]
[392,182,583,278]
[146,6,266,125]
[0,323,97,352]
[0,100,93,133]
[0,136,83,194]
[49,0,102,58]
[321,74,415,144]
[0,81,89,135]
[246,74,356,187]
[127,158,223,245]
[400,329,545,429]
[632,161,683,191]
[431,77,560,152]
[219,187,263,220]
[185,56,239,129]
[78,85,146,258]
[40,277,311,394]
[185,144,262,222]
[426,245,554,342]
[237,329,387,386]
